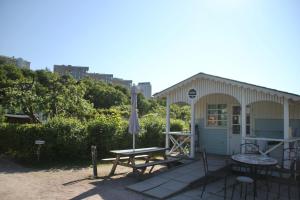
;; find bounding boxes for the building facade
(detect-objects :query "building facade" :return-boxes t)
[112,78,132,90]
[53,65,89,80]
[138,82,152,99]
[154,73,300,158]
[87,73,113,83]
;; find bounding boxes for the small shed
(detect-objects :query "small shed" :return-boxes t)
[154,73,300,158]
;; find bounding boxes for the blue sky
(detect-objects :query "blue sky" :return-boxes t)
[1,0,300,94]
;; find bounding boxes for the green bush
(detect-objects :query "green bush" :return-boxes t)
[44,116,87,161]
[170,119,186,131]
[139,114,165,148]
[0,123,44,161]
[86,114,128,158]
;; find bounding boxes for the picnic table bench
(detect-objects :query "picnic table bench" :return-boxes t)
[108,147,180,176]
[101,154,149,161]
[133,157,181,173]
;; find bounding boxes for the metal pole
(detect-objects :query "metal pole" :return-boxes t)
[91,145,98,178]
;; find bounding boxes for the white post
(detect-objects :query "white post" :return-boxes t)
[283,97,289,168]
[190,100,195,158]
[166,96,170,154]
[241,95,246,153]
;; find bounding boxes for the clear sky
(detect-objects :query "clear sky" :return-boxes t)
[1,0,300,94]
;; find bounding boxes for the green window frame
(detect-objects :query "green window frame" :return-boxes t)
[207,104,228,127]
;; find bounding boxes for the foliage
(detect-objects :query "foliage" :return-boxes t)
[139,113,165,148]
[44,117,87,160]
[170,119,186,131]
[170,103,191,122]
[83,78,129,109]
[0,64,193,164]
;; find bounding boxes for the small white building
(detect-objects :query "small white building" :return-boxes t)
[154,73,300,158]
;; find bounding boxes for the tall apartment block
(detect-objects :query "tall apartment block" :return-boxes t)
[87,73,113,84]
[112,78,132,90]
[138,82,152,99]
[0,55,31,69]
[53,65,133,90]
[53,65,89,80]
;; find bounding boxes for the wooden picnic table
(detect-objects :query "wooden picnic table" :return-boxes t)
[109,147,179,176]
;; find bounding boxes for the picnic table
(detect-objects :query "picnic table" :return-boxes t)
[108,147,180,176]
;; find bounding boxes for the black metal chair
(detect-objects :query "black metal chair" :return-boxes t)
[200,148,232,199]
[231,175,254,200]
[240,143,260,154]
[268,148,300,200]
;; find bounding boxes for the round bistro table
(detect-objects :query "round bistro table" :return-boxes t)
[231,154,278,198]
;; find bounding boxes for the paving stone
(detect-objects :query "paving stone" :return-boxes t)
[144,187,175,199]
[127,182,157,192]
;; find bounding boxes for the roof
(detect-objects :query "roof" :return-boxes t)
[153,72,300,101]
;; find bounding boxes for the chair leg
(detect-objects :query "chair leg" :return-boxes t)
[288,184,291,200]
[245,184,247,200]
[224,176,227,200]
[201,177,207,198]
[240,184,243,198]
[277,183,281,199]
[231,183,236,200]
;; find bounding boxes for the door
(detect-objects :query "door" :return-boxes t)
[229,105,241,154]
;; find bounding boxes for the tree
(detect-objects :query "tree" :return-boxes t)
[83,78,129,109]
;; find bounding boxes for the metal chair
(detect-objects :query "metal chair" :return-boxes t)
[200,148,231,199]
[266,148,299,200]
[240,143,260,154]
[231,175,254,200]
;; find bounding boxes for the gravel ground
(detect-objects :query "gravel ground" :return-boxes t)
[0,157,156,200]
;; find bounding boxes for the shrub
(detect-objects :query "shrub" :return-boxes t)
[170,119,186,132]
[139,114,165,148]
[86,114,128,158]
[0,123,44,161]
[44,116,87,161]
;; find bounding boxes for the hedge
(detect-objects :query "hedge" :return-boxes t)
[0,114,173,163]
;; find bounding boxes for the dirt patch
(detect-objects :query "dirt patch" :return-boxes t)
[0,158,157,200]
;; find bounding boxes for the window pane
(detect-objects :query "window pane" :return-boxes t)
[232,106,241,115]
[232,116,240,124]
[218,114,227,120]
[246,125,250,134]
[233,125,240,134]
[218,121,227,126]
[246,115,250,124]
[208,104,217,109]
[208,110,218,114]
[218,104,226,109]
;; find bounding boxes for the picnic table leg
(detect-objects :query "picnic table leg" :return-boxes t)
[129,155,138,174]
[109,155,120,176]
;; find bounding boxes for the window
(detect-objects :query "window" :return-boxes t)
[207,104,227,127]
[232,106,240,134]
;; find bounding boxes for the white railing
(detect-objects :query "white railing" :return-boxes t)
[164,131,192,157]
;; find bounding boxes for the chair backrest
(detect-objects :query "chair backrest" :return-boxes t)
[240,143,259,154]
[201,148,208,175]
[283,148,297,160]
[282,148,298,172]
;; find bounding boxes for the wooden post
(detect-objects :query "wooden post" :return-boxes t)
[91,145,98,178]
[190,100,195,158]
[283,97,289,168]
[241,95,246,153]
[166,96,170,154]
